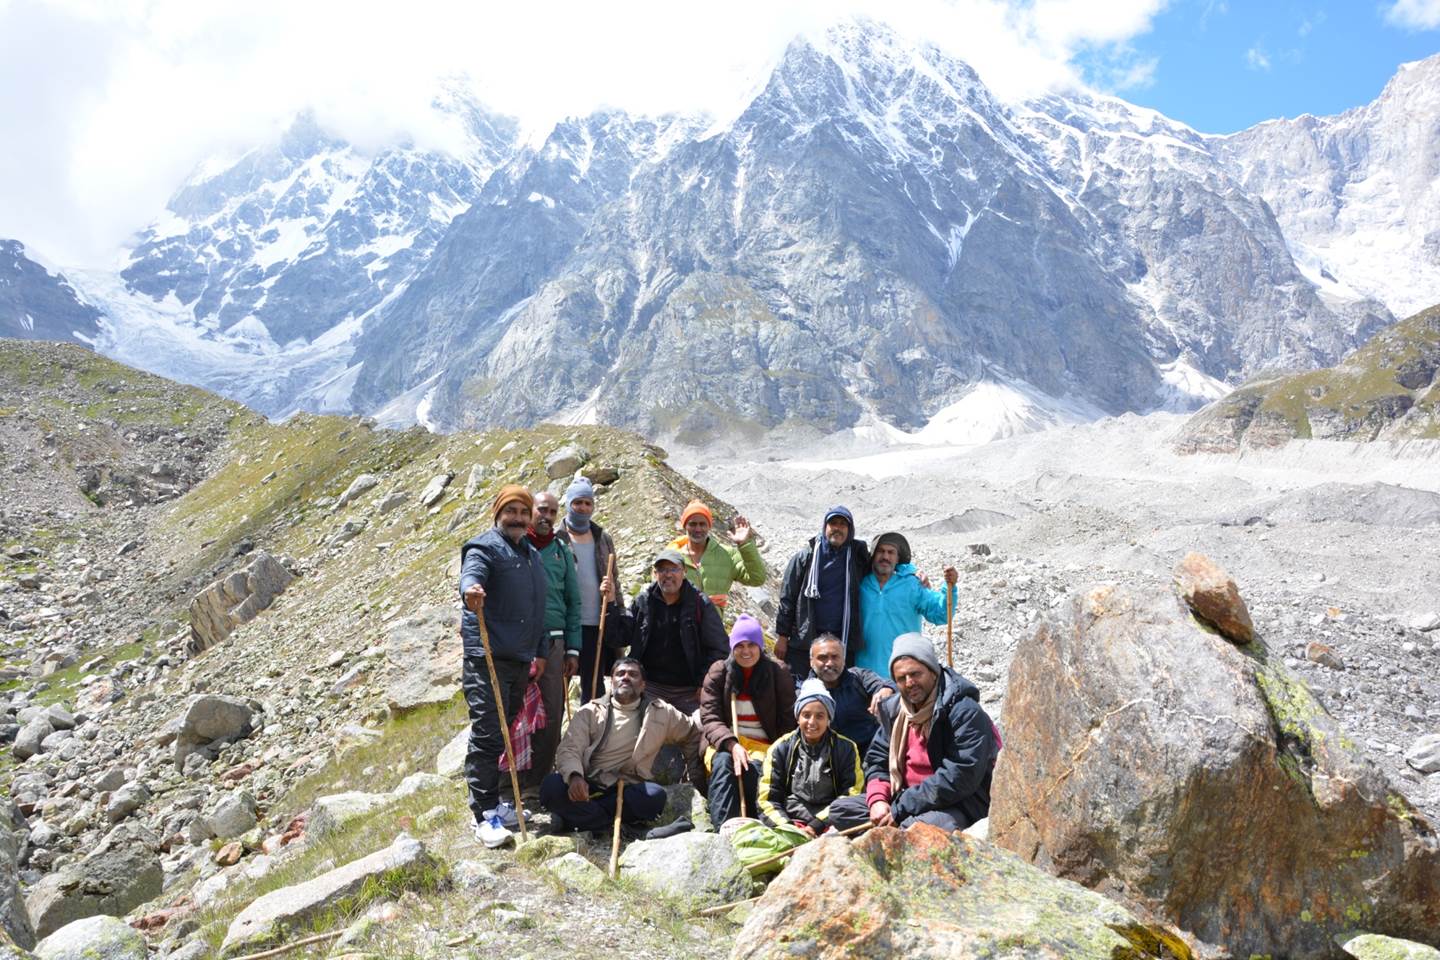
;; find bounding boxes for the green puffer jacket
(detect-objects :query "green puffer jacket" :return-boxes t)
[669,534,767,607]
[535,536,581,653]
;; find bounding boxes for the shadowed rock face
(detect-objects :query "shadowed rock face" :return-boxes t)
[991,582,1440,959]
[0,240,101,344]
[731,823,1192,960]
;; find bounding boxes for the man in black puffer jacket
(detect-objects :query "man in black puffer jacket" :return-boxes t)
[775,505,870,682]
[829,633,998,831]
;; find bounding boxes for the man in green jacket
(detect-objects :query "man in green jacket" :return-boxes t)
[526,491,581,791]
[670,499,767,611]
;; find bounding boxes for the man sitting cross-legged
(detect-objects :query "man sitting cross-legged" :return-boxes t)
[540,658,704,834]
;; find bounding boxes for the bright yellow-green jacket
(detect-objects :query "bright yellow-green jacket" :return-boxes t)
[668,534,767,607]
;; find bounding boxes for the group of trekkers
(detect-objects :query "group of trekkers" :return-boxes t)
[458,479,999,860]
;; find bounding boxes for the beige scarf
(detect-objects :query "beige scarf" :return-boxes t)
[887,682,938,793]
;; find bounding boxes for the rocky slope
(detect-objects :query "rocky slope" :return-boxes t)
[0,241,100,344]
[1176,302,1440,452]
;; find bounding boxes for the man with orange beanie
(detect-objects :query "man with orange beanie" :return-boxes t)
[671,499,767,610]
[458,483,548,842]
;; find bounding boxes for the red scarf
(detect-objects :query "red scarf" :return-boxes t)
[527,529,555,549]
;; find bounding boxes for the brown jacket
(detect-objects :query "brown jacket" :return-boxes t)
[699,656,797,752]
[555,692,703,789]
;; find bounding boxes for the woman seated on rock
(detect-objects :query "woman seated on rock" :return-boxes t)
[698,615,795,826]
[756,678,865,833]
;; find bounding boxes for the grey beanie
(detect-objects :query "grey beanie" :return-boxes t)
[793,677,835,720]
[889,633,940,679]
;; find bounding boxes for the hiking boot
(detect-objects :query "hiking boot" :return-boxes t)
[645,817,693,841]
[482,801,529,830]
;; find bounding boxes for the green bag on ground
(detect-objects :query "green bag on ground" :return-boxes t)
[729,821,810,876]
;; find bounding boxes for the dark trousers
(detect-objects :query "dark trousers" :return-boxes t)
[524,636,567,789]
[826,794,980,832]
[539,773,667,832]
[707,756,761,826]
[578,624,614,703]
[461,654,529,823]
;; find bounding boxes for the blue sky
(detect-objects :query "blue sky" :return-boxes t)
[1104,0,1440,132]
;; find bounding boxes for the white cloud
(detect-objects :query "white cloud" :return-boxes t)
[1385,0,1440,30]
[0,0,1170,267]
[1246,45,1272,71]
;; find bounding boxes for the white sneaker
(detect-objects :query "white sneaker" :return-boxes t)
[474,816,513,849]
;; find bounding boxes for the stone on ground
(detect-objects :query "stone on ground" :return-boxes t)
[12,719,52,761]
[732,825,1190,960]
[309,792,391,838]
[1173,551,1254,643]
[514,835,576,865]
[187,551,294,654]
[383,606,462,713]
[991,581,1440,959]
[544,444,589,479]
[1338,932,1440,959]
[1406,734,1440,774]
[544,852,605,892]
[435,728,467,778]
[172,695,255,771]
[102,782,149,824]
[619,832,751,908]
[418,472,453,507]
[334,473,379,509]
[220,833,435,955]
[26,836,162,940]
[1,801,35,950]
[33,915,146,960]
[206,791,258,839]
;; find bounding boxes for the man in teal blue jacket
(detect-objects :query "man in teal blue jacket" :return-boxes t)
[855,533,957,677]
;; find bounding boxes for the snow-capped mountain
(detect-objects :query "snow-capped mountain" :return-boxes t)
[22,20,1437,442]
[1217,53,1440,319]
[83,88,517,415]
[0,240,101,343]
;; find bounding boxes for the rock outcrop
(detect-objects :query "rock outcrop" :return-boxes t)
[170,694,257,772]
[733,824,1191,960]
[991,580,1440,959]
[1,802,35,950]
[25,828,162,940]
[383,606,462,713]
[187,551,295,655]
[220,833,436,955]
[618,832,751,908]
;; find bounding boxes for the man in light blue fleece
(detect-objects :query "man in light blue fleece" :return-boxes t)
[855,532,957,677]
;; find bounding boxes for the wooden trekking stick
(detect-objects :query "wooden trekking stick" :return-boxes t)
[730,694,747,819]
[744,821,872,873]
[475,615,528,842]
[609,779,625,878]
[945,580,954,669]
[591,552,618,702]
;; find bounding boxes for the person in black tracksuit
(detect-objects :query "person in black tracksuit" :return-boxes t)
[775,505,870,682]
[458,485,547,825]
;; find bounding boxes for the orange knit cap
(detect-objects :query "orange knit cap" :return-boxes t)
[492,484,534,522]
[680,499,713,528]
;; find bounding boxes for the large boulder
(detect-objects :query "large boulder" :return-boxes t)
[187,551,294,655]
[33,915,145,960]
[220,833,435,955]
[172,695,256,772]
[1,801,35,950]
[732,825,1190,960]
[383,606,462,713]
[618,832,751,908]
[26,832,162,940]
[991,581,1440,960]
[205,791,258,840]
[308,792,391,838]
[12,719,52,761]
[544,443,589,479]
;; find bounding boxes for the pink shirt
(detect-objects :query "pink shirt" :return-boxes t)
[865,725,933,806]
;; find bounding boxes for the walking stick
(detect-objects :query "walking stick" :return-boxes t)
[475,613,528,842]
[591,552,617,702]
[945,579,954,669]
[730,694,748,819]
[609,779,625,878]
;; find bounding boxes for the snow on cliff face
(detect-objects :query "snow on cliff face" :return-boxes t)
[1218,54,1440,319]
[92,90,518,416]
[32,22,1440,443]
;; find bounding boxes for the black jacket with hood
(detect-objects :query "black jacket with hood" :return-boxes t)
[775,505,870,677]
[862,666,997,825]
